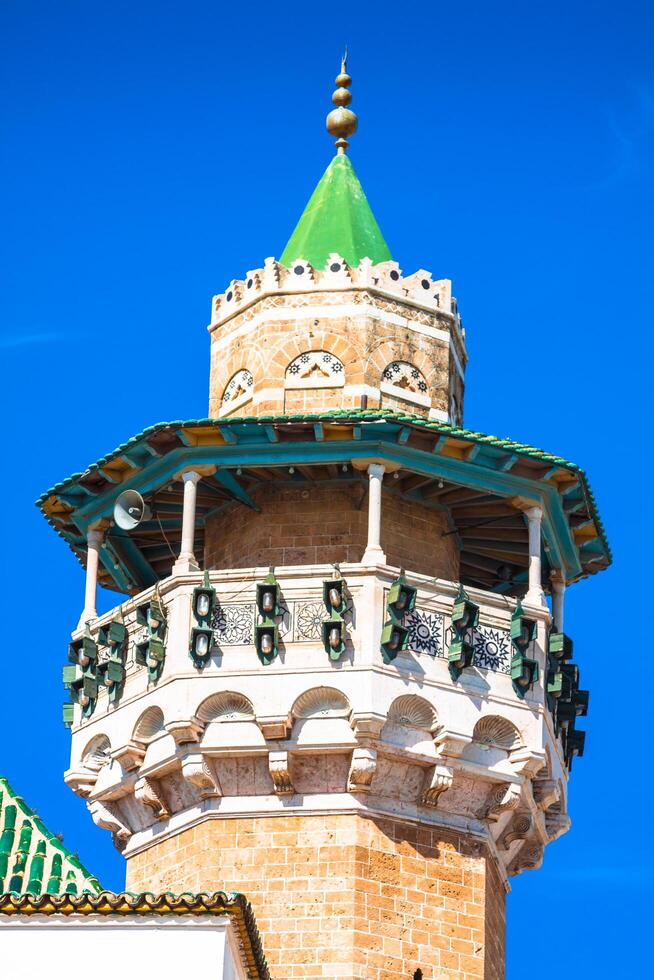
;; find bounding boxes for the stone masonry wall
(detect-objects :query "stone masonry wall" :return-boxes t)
[126,812,506,980]
[208,291,461,420]
[204,483,460,581]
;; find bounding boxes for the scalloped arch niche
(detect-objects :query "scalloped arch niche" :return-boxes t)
[291,687,353,746]
[381,695,439,756]
[198,691,265,750]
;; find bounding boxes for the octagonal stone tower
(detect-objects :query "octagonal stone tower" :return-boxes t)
[41,59,610,980]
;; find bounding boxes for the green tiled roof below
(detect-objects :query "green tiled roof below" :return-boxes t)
[0,777,101,895]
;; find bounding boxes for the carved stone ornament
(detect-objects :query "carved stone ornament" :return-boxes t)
[64,767,98,798]
[111,740,146,772]
[82,735,112,772]
[421,765,455,807]
[509,747,546,779]
[258,714,293,740]
[197,692,255,722]
[433,729,472,759]
[388,695,438,732]
[135,775,170,819]
[181,753,222,799]
[532,778,560,811]
[348,747,377,793]
[509,844,544,876]
[485,781,522,820]
[87,799,131,851]
[472,716,521,751]
[292,687,350,719]
[165,719,203,746]
[350,712,386,738]
[498,813,533,851]
[544,805,571,842]
[268,751,294,795]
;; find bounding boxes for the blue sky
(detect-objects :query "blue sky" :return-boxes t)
[1,1,652,975]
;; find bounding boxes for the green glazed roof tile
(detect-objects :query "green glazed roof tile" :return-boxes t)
[35,409,611,579]
[0,776,101,895]
[280,154,392,269]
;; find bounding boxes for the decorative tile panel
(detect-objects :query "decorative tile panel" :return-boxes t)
[295,601,324,641]
[404,609,444,657]
[211,603,255,645]
[471,625,512,674]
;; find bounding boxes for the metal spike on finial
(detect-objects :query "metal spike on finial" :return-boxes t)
[326,48,358,155]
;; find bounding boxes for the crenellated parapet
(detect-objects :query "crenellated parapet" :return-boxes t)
[208,256,467,423]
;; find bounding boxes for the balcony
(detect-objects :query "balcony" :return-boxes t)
[62,561,575,875]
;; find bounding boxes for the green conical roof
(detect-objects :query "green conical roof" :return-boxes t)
[280,154,392,270]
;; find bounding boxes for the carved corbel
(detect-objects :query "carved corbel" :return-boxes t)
[257,714,292,741]
[348,748,377,793]
[135,775,170,819]
[433,729,472,760]
[508,844,544,876]
[350,713,385,739]
[111,740,146,772]
[510,748,547,780]
[166,719,204,746]
[268,751,294,795]
[64,767,97,798]
[545,808,571,842]
[87,800,132,851]
[421,765,455,808]
[181,753,221,799]
[485,781,522,820]
[498,813,533,851]
[532,778,560,811]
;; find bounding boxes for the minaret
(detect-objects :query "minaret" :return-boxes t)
[42,58,610,980]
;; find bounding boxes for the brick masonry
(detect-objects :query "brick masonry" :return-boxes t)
[208,290,465,422]
[126,812,506,980]
[204,484,460,580]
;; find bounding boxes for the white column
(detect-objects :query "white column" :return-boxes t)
[362,463,386,565]
[551,575,565,631]
[524,505,546,607]
[174,470,201,572]
[77,526,104,628]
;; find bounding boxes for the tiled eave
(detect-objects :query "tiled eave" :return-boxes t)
[0,891,269,979]
[36,410,611,594]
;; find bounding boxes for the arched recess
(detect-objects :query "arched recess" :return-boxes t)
[197,692,254,722]
[292,686,351,718]
[463,715,522,767]
[132,706,165,743]
[381,695,439,755]
[290,686,353,746]
[82,735,112,772]
[284,351,345,413]
[220,368,254,417]
[197,691,264,750]
[472,716,521,751]
[380,361,431,411]
[285,351,345,389]
[132,705,174,770]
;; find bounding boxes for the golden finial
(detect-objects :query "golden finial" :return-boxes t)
[326,49,358,155]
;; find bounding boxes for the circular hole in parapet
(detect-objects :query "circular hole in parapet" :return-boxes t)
[390,270,400,281]
[421,279,430,289]
[294,265,304,275]
[247,279,253,288]
[226,291,233,302]
[330,263,341,272]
